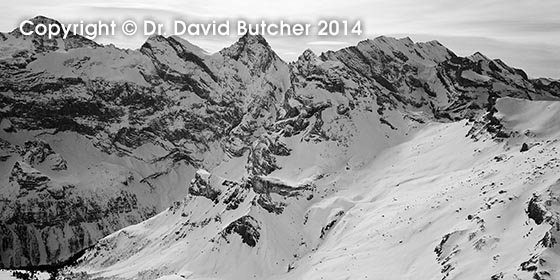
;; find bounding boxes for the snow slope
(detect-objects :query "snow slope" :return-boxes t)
[67,97,560,280]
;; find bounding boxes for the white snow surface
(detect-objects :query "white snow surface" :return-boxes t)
[70,97,560,280]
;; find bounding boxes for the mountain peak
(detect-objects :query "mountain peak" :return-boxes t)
[401,36,414,44]
[219,33,279,65]
[352,36,454,64]
[298,48,317,61]
[238,32,270,47]
[141,35,207,57]
[26,15,60,25]
[468,51,490,61]
[7,15,99,51]
[10,15,62,36]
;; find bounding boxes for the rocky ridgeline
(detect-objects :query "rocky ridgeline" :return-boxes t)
[0,15,559,269]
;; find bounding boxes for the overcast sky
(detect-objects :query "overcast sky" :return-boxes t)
[2,0,560,78]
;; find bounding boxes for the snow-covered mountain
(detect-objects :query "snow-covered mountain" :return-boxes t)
[1,16,559,280]
[70,97,560,280]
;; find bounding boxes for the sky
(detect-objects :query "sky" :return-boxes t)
[2,0,560,78]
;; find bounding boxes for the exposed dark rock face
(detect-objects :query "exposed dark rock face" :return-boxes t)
[248,176,314,214]
[319,210,345,239]
[434,231,460,280]
[520,143,531,152]
[527,194,547,225]
[248,176,311,197]
[20,140,67,170]
[518,183,560,279]
[189,170,222,203]
[246,134,291,176]
[222,183,247,211]
[0,181,155,268]
[10,161,50,193]
[219,216,261,247]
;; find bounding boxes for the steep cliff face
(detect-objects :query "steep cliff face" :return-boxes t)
[0,129,199,268]
[1,16,559,275]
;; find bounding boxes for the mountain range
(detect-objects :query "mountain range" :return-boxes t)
[1,16,560,280]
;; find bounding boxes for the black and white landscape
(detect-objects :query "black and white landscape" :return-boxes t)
[1,15,560,280]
